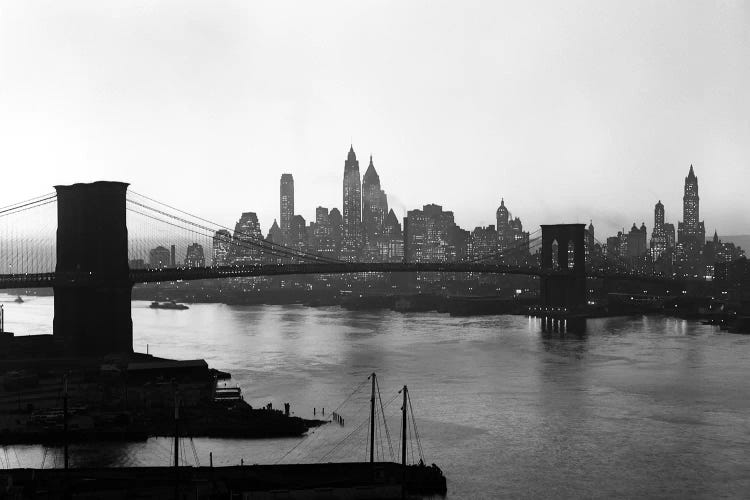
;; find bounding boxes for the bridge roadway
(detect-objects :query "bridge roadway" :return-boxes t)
[0,262,684,289]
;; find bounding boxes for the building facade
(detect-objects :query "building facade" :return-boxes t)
[279,174,294,243]
[342,145,362,260]
[212,229,232,266]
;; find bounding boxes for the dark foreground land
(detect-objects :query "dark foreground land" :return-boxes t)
[0,346,323,444]
[0,462,447,499]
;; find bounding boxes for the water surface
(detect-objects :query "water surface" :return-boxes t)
[3,295,749,498]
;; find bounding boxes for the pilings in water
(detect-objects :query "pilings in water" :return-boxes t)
[528,306,587,334]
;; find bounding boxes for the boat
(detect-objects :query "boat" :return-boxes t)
[13,296,23,303]
[149,300,189,310]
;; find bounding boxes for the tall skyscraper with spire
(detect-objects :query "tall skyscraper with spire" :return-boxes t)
[342,145,362,260]
[677,165,705,246]
[650,200,668,258]
[279,174,294,242]
[362,155,388,261]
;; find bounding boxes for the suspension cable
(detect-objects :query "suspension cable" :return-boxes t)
[128,192,343,264]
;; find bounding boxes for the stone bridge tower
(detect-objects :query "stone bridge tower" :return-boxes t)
[53,181,133,356]
[540,224,587,312]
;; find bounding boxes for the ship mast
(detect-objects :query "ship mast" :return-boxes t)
[63,374,69,470]
[401,385,407,467]
[369,373,376,463]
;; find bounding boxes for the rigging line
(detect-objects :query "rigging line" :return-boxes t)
[129,190,344,263]
[0,198,58,220]
[127,197,342,264]
[408,393,425,462]
[0,192,56,212]
[318,391,400,464]
[275,376,371,464]
[408,416,415,465]
[126,204,332,264]
[318,413,370,463]
[331,376,371,415]
[125,207,311,262]
[375,377,395,461]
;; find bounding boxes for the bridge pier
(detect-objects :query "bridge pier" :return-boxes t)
[537,224,588,333]
[53,182,133,356]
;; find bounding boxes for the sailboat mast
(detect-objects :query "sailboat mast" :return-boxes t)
[63,374,69,470]
[401,385,408,467]
[174,391,179,469]
[370,373,376,463]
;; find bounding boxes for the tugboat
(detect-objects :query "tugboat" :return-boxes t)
[13,296,23,303]
[149,300,189,310]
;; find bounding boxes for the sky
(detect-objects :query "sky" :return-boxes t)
[0,0,748,239]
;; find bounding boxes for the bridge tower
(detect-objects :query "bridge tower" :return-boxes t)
[540,224,587,312]
[53,182,133,356]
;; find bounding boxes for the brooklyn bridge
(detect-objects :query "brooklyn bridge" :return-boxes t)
[0,181,710,355]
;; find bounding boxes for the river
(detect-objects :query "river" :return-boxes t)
[3,295,750,498]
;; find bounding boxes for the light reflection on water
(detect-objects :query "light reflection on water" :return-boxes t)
[4,296,750,498]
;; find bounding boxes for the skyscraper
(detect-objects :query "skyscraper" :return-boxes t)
[231,212,263,264]
[496,199,509,251]
[677,165,705,246]
[650,200,668,258]
[212,229,232,266]
[404,204,457,263]
[495,198,530,261]
[280,174,294,241]
[184,243,206,268]
[342,145,362,260]
[627,223,647,257]
[362,155,388,261]
[382,209,404,262]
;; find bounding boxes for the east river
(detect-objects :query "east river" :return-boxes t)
[4,295,750,498]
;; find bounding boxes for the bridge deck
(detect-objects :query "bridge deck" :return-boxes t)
[0,263,685,289]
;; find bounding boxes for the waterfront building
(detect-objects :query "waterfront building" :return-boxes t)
[280,174,294,242]
[703,231,746,278]
[404,204,457,263]
[471,225,498,262]
[496,199,510,251]
[184,243,206,268]
[312,207,338,259]
[289,214,307,255]
[618,230,628,259]
[231,212,264,264]
[129,258,146,269]
[585,221,595,264]
[148,245,171,269]
[342,145,362,261]
[665,223,676,248]
[627,223,648,258]
[329,208,343,258]
[212,229,232,266]
[606,236,620,260]
[264,219,284,264]
[266,220,283,244]
[495,199,530,261]
[381,209,404,262]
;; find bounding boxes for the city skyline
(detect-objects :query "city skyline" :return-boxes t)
[0,2,747,238]
[242,148,742,249]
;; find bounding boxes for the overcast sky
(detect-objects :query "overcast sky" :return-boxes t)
[0,1,748,239]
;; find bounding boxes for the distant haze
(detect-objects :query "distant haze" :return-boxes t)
[0,1,748,239]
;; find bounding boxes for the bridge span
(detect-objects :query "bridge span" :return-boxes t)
[0,263,683,290]
[0,181,690,355]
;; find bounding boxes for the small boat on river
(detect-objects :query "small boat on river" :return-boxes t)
[14,296,23,303]
[149,300,189,310]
